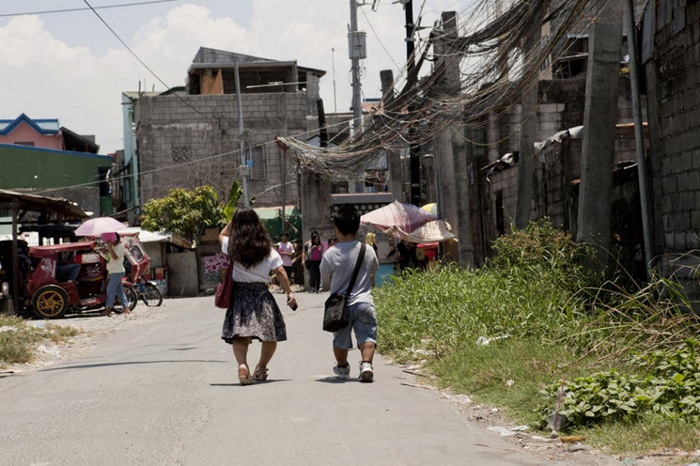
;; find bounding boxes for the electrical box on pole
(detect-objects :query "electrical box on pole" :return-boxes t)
[348,31,367,59]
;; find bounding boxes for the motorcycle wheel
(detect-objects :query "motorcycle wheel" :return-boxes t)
[32,285,69,319]
[141,283,164,307]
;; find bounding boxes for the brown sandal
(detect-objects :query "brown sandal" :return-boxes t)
[253,366,268,381]
[238,365,254,385]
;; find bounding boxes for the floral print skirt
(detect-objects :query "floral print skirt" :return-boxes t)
[221,282,287,344]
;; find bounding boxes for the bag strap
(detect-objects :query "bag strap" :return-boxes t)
[223,254,235,283]
[344,243,366,299]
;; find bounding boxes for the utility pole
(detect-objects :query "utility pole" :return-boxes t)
[576,1,623,267]
[381,69,404,201]
[625,0,653,279]
[234,62,250,207]
[332,48,338,113]
[515,4,542,230]
[445,11,474,267]
[438,11,474,267]
[349,0,365,137]
[404,0,422,206]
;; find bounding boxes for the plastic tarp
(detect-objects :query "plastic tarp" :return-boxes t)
[360,200,438,233]
[386,220,456,244]
[253,206,302,242]
[119,227,193,249]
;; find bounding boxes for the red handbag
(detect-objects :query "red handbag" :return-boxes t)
[214,258,234,309]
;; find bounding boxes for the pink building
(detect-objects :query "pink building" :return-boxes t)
[0,113,64,150]
[0,113,99,153]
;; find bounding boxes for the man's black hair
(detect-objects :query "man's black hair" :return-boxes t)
[333,205,360,236]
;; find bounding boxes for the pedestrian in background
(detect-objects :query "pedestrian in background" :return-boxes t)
[365,232,378,254]
[303,232,324,293]
[326,236,338,250]
[219,208,297,385]
[321,205,379,382]
[101,232,129,317]
[276,232,295,285]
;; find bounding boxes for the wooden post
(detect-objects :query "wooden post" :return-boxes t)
[11,201,20,315]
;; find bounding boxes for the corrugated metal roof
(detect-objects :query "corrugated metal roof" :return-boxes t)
[0,114,60,135]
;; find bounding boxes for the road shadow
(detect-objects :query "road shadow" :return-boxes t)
[39,360,228,371]
[210,379,291,387]
[314,376,362,384]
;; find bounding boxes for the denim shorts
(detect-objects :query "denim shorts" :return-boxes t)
[333,301,378,350]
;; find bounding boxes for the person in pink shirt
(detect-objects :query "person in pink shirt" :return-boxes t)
[304,232,324,293]
[276,232,295,281]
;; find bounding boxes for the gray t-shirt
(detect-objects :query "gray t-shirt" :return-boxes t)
[320,240,379,306]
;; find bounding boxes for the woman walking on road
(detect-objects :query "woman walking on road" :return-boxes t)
[219,208,297,385]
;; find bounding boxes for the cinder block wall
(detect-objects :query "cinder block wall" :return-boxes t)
[645,2,700,301]
[136,93,313,207]
[482,77,641,258]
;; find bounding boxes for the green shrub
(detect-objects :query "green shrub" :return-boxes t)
[538,341,700,430]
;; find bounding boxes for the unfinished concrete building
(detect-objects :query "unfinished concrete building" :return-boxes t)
[134,47,326,208]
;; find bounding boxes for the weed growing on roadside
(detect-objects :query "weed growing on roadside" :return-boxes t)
[0,315,80,368]
[538,341,700,430]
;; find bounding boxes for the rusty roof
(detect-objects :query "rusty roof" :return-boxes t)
[0,189,89,221]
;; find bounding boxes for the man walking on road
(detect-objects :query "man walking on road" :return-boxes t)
[321,205,379,382]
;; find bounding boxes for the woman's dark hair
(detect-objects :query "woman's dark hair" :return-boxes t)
[333,205,360,235]
[227,207,272,268]
[114,233,120,242]
[311,234,321,245]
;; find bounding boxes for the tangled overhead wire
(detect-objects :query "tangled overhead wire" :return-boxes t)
[282,0,606,180]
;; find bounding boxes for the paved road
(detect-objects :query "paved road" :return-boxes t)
[0,293,619,466]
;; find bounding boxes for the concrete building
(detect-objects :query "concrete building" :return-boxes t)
[121,91,161,221]
[133,47,326,209]
[432,13,640,268]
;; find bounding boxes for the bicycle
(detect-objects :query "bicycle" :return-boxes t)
[135,277,164,307]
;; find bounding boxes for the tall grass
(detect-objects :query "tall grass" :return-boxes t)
[375,219,600,361]
[373,218,700,450]
[375,218,700,363]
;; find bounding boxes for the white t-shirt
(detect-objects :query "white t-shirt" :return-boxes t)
[221,237,283,283]
[276,241,295,267]
[106,242,126,274]
[320,240,378,306]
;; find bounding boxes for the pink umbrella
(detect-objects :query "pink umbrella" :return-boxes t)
[360,200,438,232]
[74,217,127,237]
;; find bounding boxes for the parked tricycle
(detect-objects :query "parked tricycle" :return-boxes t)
[25,234,150,319]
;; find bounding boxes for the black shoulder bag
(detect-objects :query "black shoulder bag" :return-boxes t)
[322,243,366,332]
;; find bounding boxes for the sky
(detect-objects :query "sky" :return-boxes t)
[0,0,471,154]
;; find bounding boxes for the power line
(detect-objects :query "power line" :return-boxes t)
[81,0,170,92]
[81,0,210,120]
[360,5,402,71]
[0,0,181,18]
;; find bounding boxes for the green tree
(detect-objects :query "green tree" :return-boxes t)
[141,186,225,242]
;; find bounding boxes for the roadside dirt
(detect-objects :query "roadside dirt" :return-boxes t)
[1,306,167,375]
